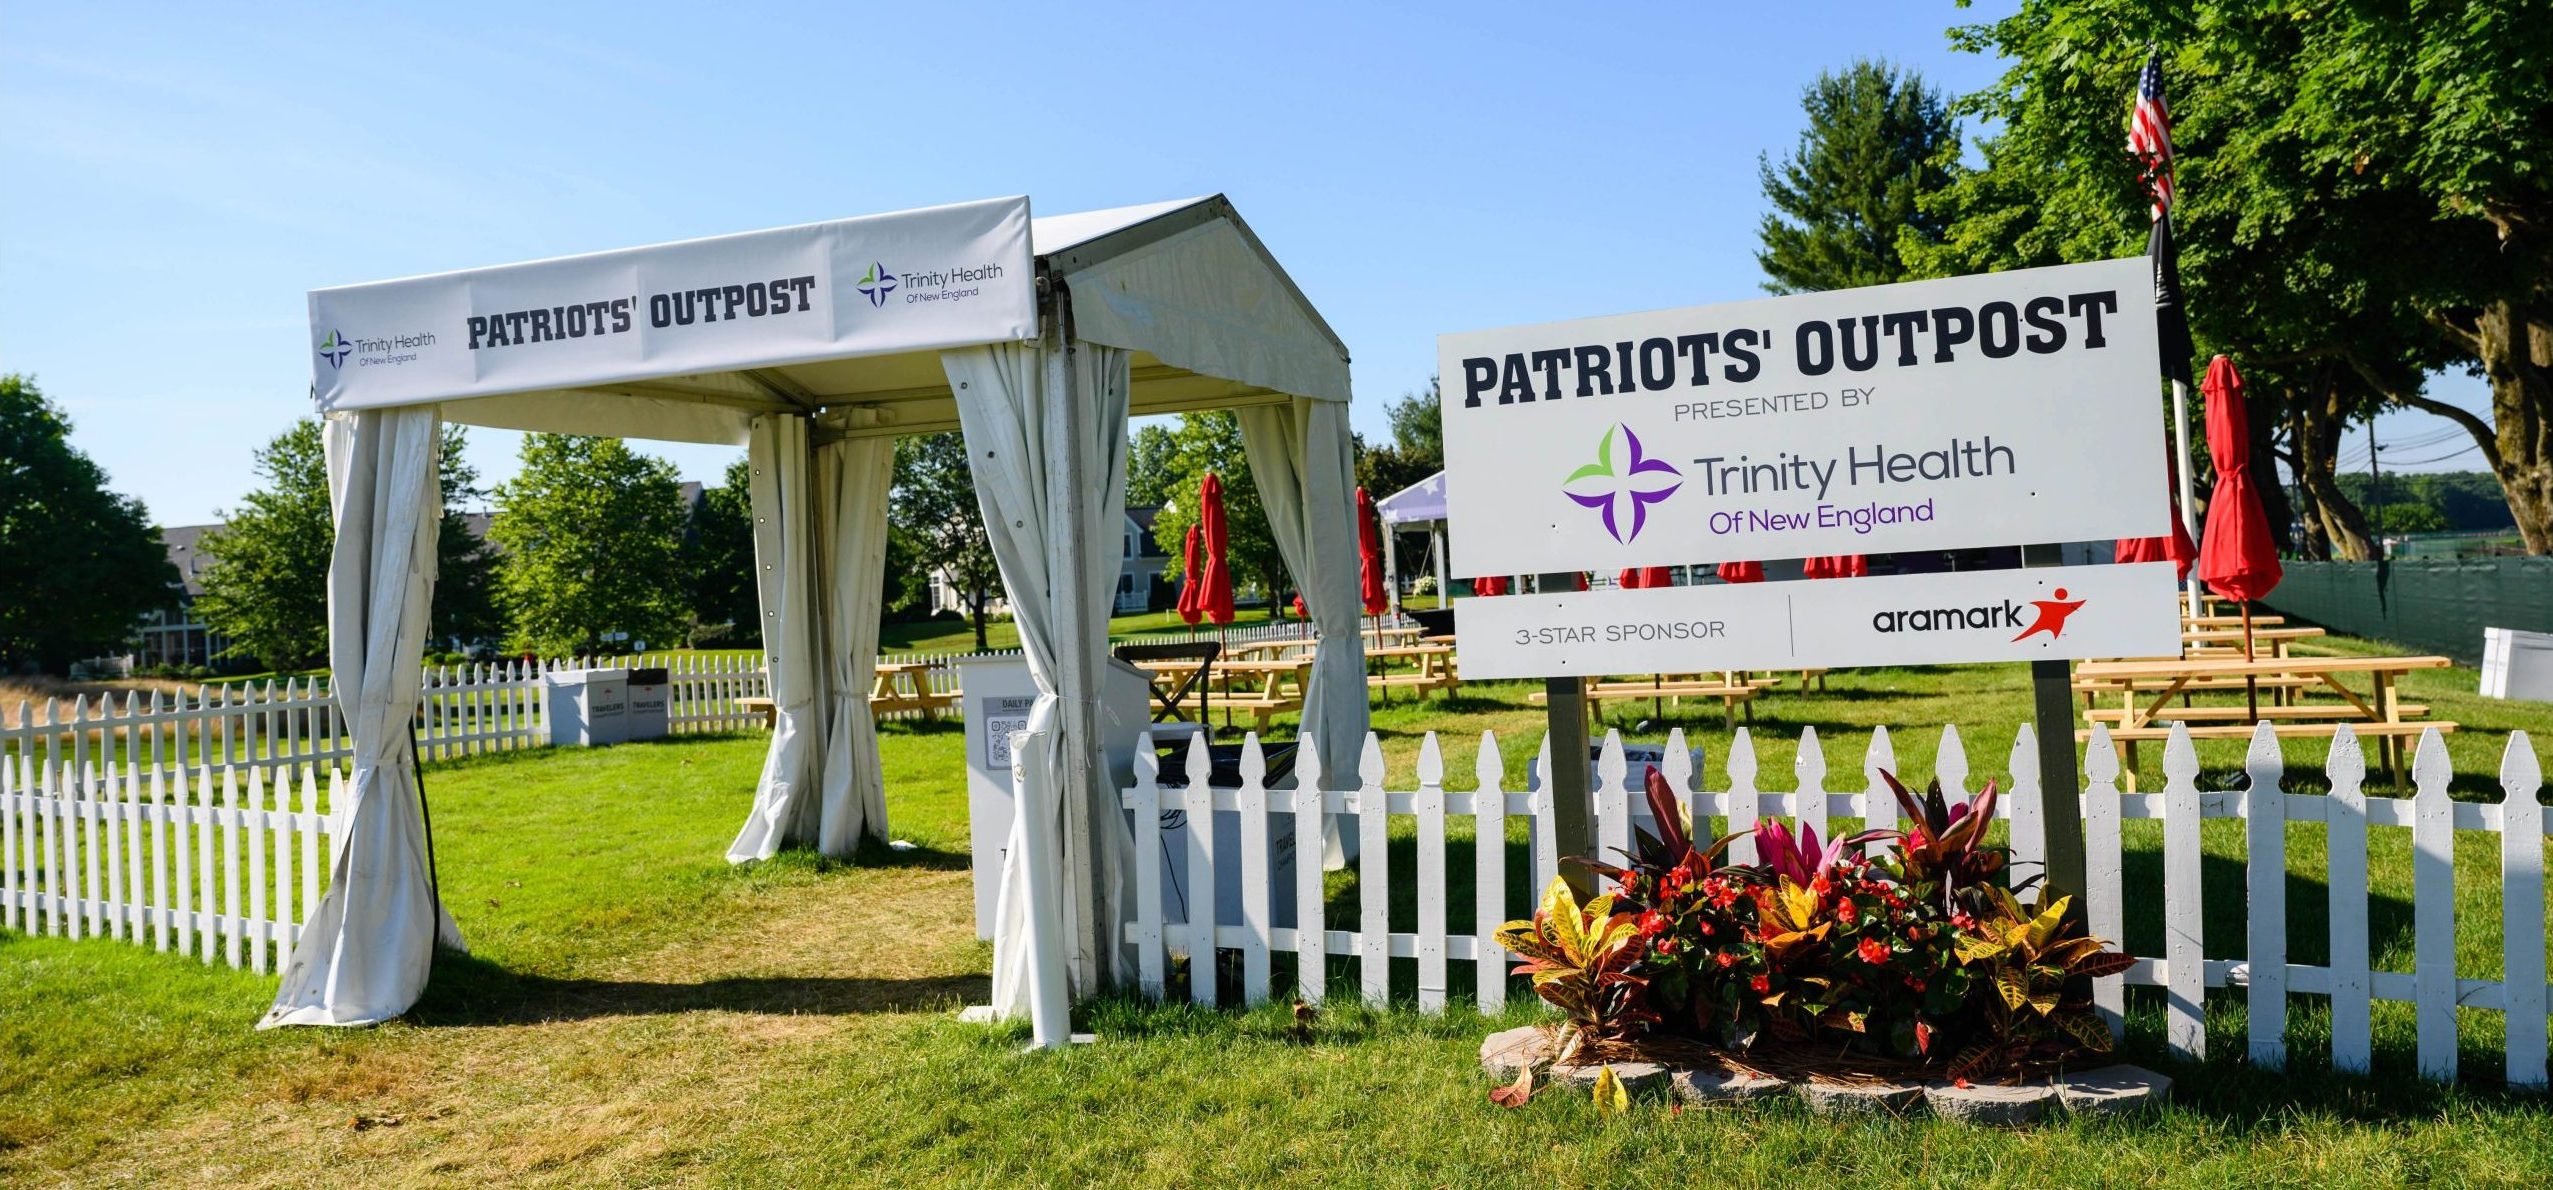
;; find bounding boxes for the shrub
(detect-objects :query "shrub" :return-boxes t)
[1503,766,2130,1079]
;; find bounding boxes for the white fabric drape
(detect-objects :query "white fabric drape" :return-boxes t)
[729,414,827,861]
[262,407,457,1028]
[811,434,894,855]
[942,339,1134,1031]
[1239,397,1369,862]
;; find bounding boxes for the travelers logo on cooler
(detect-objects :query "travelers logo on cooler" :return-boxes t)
[1563,424,1681,543]
[316,329,351,369]
[856,262,897,307]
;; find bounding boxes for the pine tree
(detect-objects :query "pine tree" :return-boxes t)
[1756,60,1959,294]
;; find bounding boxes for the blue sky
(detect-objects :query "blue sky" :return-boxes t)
[1,1,2490,525]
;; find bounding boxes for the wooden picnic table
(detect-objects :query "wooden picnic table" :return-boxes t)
[870,659,955,718]
[2184,613,2288,629]
[2074,654,2456,787]
[2181,625,2326,659]
[1365,643,1459,701]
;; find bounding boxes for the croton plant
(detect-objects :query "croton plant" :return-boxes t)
[1495,765,2134,1081]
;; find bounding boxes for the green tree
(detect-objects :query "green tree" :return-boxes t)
[1921,1,2553,554]
[489,435,688,656]
[0,375,180,673]
[1144,412,1290,614]
[891,432,1004,651]
[680,456,760,648]
[193,421,331,670]
[196,420,497,670]
[1125,422,1181,508]
[1756,59,1960,294]
[1355,382,1444,501]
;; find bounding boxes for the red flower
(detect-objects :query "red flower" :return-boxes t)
[1749,974,1771,994]
[1637,910,1668,937]
[1836,897,1857,922]
[1715,951,1739,969]
[1857,937,1890,965]
[1697,919,1715,936]
[1810,875,1832,898]
[1951,911,1977,930]
[1654,937,1678,957]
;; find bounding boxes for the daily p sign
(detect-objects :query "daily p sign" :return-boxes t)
[309,195,1036,412]
[1439,258,2183,678]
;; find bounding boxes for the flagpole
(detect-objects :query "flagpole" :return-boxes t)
[2171,375,2201,616]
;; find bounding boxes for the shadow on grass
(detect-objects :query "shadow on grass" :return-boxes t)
[411,948,986,1025]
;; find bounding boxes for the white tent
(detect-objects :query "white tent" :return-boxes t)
[263,195,1369,1046]
[1375,469,1449,615]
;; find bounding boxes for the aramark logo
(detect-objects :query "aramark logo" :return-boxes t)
[317,329,352,368]
[856,262,897,307]
[1563,424,1681,543]
[1869,588,2090,639]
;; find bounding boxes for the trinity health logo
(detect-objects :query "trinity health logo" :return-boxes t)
[856,262,897,307]
[1563,423,1681,543]
[316,329,351,368]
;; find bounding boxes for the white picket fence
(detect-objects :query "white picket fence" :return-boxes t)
[1120,721,2549,1088]
[0,724,344,974]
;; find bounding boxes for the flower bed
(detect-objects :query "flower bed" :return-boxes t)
[1488,765,2143,1115]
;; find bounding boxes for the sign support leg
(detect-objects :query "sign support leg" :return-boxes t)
[2023,544,2086,907]
[1536,572,1596,900]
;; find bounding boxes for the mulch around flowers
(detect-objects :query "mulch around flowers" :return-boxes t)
[1571,1028,1967,1088]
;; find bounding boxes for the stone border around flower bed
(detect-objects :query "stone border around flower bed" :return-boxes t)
[1479,1026,2171,1122]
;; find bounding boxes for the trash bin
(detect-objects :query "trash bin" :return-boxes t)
[623,667,671,740]
[543,668,629,747]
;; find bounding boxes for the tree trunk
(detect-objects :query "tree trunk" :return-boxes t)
[2293,369,2379,561]
[2465,298,2553,554]
[969,588,989,653]
[2247,390,2297,556]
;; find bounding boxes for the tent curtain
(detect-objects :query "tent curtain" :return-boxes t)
[1237,397,1369,864]
[813,433,895,855]
[727,415,895,861]
[943,338,1135,1022]
[729,414,829,861]
[262,406,457,1028]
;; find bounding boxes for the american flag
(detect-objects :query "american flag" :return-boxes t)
[2127,51,2174,220]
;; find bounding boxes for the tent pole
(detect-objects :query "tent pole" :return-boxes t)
[2170,378,2201,616]
[1040,284,1107,1020]
[1431,525,1447,613]
[1382,519,1401,620]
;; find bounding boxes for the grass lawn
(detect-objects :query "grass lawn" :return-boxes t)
[4,642,2551,1184]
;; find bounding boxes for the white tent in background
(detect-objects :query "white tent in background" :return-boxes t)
[265,195,1368,1047]
[1375,470,1449,614]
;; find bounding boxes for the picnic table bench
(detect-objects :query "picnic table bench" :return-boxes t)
[1531,672,1776,729]
[1367,643,1459,701]
[2074,654,2455,787]
[734,661,955,728]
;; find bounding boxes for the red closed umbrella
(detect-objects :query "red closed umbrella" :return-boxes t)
[1197,472,1236,625]
[1617,566,1672,588]
[2197,356,2281,603]
[1356,487,1388,616]
[2194,355,2282,717]
[2116,457,2199,581]
[1473,576,1509,597]
[1802,556,1831,580]
[1837,555,1868,578]
[1175,524,1205,625]
[1717,561,1764,584]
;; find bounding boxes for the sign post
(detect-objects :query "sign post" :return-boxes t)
[2023,544,2088,904]
[1537,575,1597,901]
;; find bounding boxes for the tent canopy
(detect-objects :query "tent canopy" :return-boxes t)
[1376,469,1446,526]
[311,194,1349,440]
[281,193,1369,1044]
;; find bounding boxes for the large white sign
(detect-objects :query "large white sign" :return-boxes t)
[1438,258,2167,575]
[1456,562,2181,679]
[310,195,1037,412]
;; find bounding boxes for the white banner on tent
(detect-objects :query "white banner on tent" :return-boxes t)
[310,196,1036,412]
[1454,561,2181,679]
[1437,258,2167,576]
